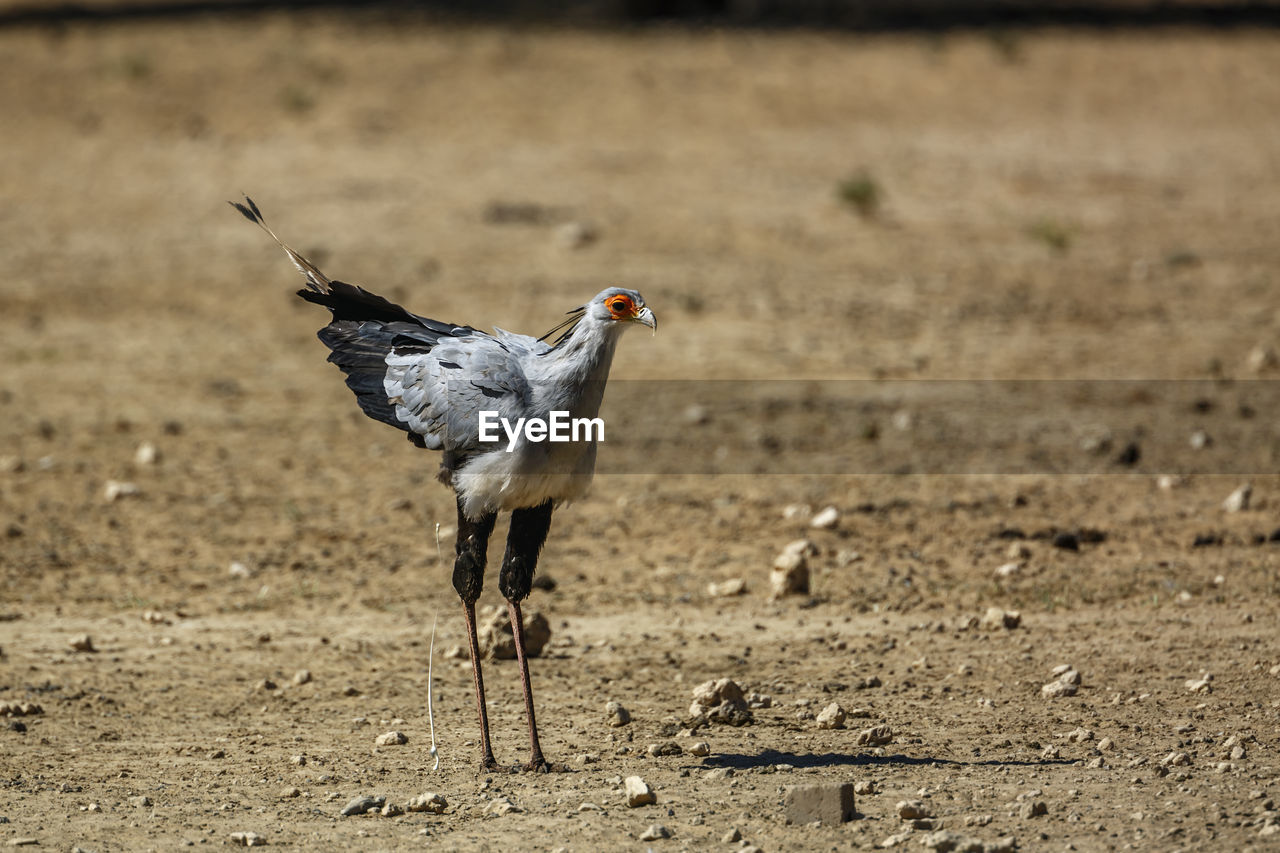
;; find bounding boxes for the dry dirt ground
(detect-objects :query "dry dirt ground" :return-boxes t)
[3,13,1280,852]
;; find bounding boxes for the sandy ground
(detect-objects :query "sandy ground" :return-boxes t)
[2,13,1280,851]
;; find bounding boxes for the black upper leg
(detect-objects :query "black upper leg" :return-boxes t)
[452,497,497,604]
[498,500,554,603]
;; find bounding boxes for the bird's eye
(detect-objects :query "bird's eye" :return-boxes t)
[608,297,631,314]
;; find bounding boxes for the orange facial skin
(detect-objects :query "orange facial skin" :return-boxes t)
[606,294,637,319]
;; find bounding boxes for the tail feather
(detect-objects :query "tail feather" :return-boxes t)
[233,195,474,450]
[229,195,331,294]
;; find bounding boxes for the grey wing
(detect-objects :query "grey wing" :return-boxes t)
[384,335,533,458]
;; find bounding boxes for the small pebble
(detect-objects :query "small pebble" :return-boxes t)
[815,702,846,730]
[103,480,140,502]
[856,724,893,746]
[486,797,521,815]
[1019,800,1048,818]
[68,634,96,653]
[605,700,631,727]
[340,795,384,816]
[810,506,839,529]
[625,776,656,807]
[405,792,447,814]
[229,832,266,847]
[638,824,672,841]
[897,799,932,820]
[1223,483,1252,513]
[706,578,747,597]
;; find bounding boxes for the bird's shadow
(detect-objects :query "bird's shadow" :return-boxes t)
[701,749,1077,770]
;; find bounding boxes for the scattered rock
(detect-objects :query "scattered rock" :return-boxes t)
[1005,542,1031,560]
[228,561,252,579]
[625,776,656,807]
[707,578,747,597]
[605,700,631,727]
[979,607,1021,630]
[1097,737,1115,751]
[683,404,710,426]
[1185,675,1213,693]
[639,824,672,841]
[130,795,153,807]
[771,540,813,598]
[340,795,384,816]
[375,731,407,746]
[405,792,447,814]
[1042,680,1078,698]
[856,724,893,746]
[486,797,521,815]
[722,827,742,843]
[688,741,710,757]
[103,480,140,502]
[1223,483,1252,513]
[816,702,846,730]
[229,831,267,846]
[647,741,682,757]
[478,605,551,659]
[134,442,159,465]
[1066,727,1094,743]
[1019,800,1048,819]
[897,799,932,820]
[785,782,856,825]
[280,787,300,799]
[994,562,1021,579]
[1160,752,1191,768]
[1189,429,1212,450]
[68,634,96,653]
[0,701,43,717]
[255,679,277,691]
[1042,667,1081,698]
[782,503,811,520]
[1247,345,1278,373]
[810,506,840,529]
[292,669,312,686]
[380,802,404,817]
[690,678,753,725]
[919,830,987,852]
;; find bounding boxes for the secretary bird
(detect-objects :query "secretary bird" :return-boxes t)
[231,197,655,772]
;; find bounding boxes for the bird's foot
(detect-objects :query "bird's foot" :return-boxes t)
[522,757,568,774]
[480,754,500,773]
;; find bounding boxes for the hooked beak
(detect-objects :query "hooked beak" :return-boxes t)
[635,306,657,334]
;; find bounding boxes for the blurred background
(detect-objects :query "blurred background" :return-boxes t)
[2,1,1279,595]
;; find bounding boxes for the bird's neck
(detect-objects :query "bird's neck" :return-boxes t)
[536,317,623,411]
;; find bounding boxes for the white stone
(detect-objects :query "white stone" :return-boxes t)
[624,776,655,807]
[1223,483,1252,513]
[810,506,840,529]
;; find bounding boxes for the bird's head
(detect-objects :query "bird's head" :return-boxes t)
[588,287,656,333]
